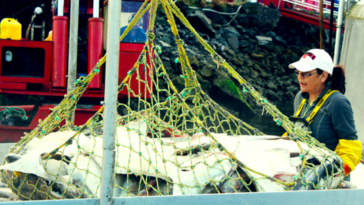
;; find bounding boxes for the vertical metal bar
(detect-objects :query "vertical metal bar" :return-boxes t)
[333,0,345,65]
[319,0,324,49]
[94,0,100,18]
[67,0,80,125]
[100,0,121,204]
[42,20,46,40]
[329,0,334,56]
[31,24,34,40]
[58,0,64,16]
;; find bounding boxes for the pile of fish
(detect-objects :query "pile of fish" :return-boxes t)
[0,121,356,200]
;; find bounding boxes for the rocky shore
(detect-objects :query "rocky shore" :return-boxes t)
[153,2,328,120]
[0,2,329,134]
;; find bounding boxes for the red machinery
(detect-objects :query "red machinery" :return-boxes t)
[0,0,153,142]
[261,0,343,31]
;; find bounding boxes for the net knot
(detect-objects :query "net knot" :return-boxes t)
[238,120,243,127]
[275,119,282,126]
[261,98,268,103]
[155,46,162,54]
[175,38,184,45]
[147,30,155,41]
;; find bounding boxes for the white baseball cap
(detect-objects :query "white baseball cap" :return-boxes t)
[289,49,334,75]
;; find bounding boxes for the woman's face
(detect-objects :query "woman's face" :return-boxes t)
[296,69,327,93]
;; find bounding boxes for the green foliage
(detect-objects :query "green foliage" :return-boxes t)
[220,79,254,112]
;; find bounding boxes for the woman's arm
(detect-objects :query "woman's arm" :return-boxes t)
[330,94,362,174]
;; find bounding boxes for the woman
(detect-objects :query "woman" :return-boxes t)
[289,49,362,179]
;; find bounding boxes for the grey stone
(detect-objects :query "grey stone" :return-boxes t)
[171,76,186,91]
[264,90,280,101]
[196,72,211,90]
[199,64,214,77]
[266,81,278,90]
[274,35,287,45]
[250,70,259,78]
[251,53,264,59]
[225,48,236,56]
[256,36,273,46]
[245,60,253,67]
[187,10,216,37]
[232,58,243,67]
[188,55,200,68]
[159,40,171,47]
[225,32,239,50]
[281,76,290,80]
[242,2,263,14]
[223,26,240,36]
[286,85,298,92]
[185,48,198,56]
[254,64,268,78]
[265,31,276,37]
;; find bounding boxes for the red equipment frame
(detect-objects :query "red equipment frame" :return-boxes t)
[0,0,153,142]
[0,40,52,91]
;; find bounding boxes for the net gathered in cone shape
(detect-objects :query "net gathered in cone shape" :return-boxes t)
[0,0,346,200]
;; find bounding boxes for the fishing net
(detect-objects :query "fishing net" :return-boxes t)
[0,0,345,200]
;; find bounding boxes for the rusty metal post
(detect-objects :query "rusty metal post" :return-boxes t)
[319,0,324,49]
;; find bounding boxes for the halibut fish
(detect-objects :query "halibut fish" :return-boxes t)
[0,125,349,200]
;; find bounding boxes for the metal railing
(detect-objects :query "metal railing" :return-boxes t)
[1,189,364,205]
[283,0,339,15]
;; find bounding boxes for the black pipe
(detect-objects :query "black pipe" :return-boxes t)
[329,0,335,56]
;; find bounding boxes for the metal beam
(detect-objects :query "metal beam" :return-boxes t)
[93,0,100,18]
[2,189,364,205]
[100,0,121,204]
[113,189,364,205]
[0,199,99,205]
[333,0,345,65]
[58,0,64,16]
[67,0,80,126]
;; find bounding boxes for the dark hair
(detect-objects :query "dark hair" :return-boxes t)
[317,66,346,94]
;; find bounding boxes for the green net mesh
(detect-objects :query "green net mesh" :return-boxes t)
[0,0,346,200]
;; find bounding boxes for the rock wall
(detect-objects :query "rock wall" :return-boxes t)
[154,2,326,120]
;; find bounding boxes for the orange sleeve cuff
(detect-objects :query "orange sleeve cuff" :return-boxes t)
[335,139,362,173]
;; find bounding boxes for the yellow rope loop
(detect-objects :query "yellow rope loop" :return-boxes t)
[211,53,226,69]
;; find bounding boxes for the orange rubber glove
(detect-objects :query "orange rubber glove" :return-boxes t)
[344,164,350,177]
